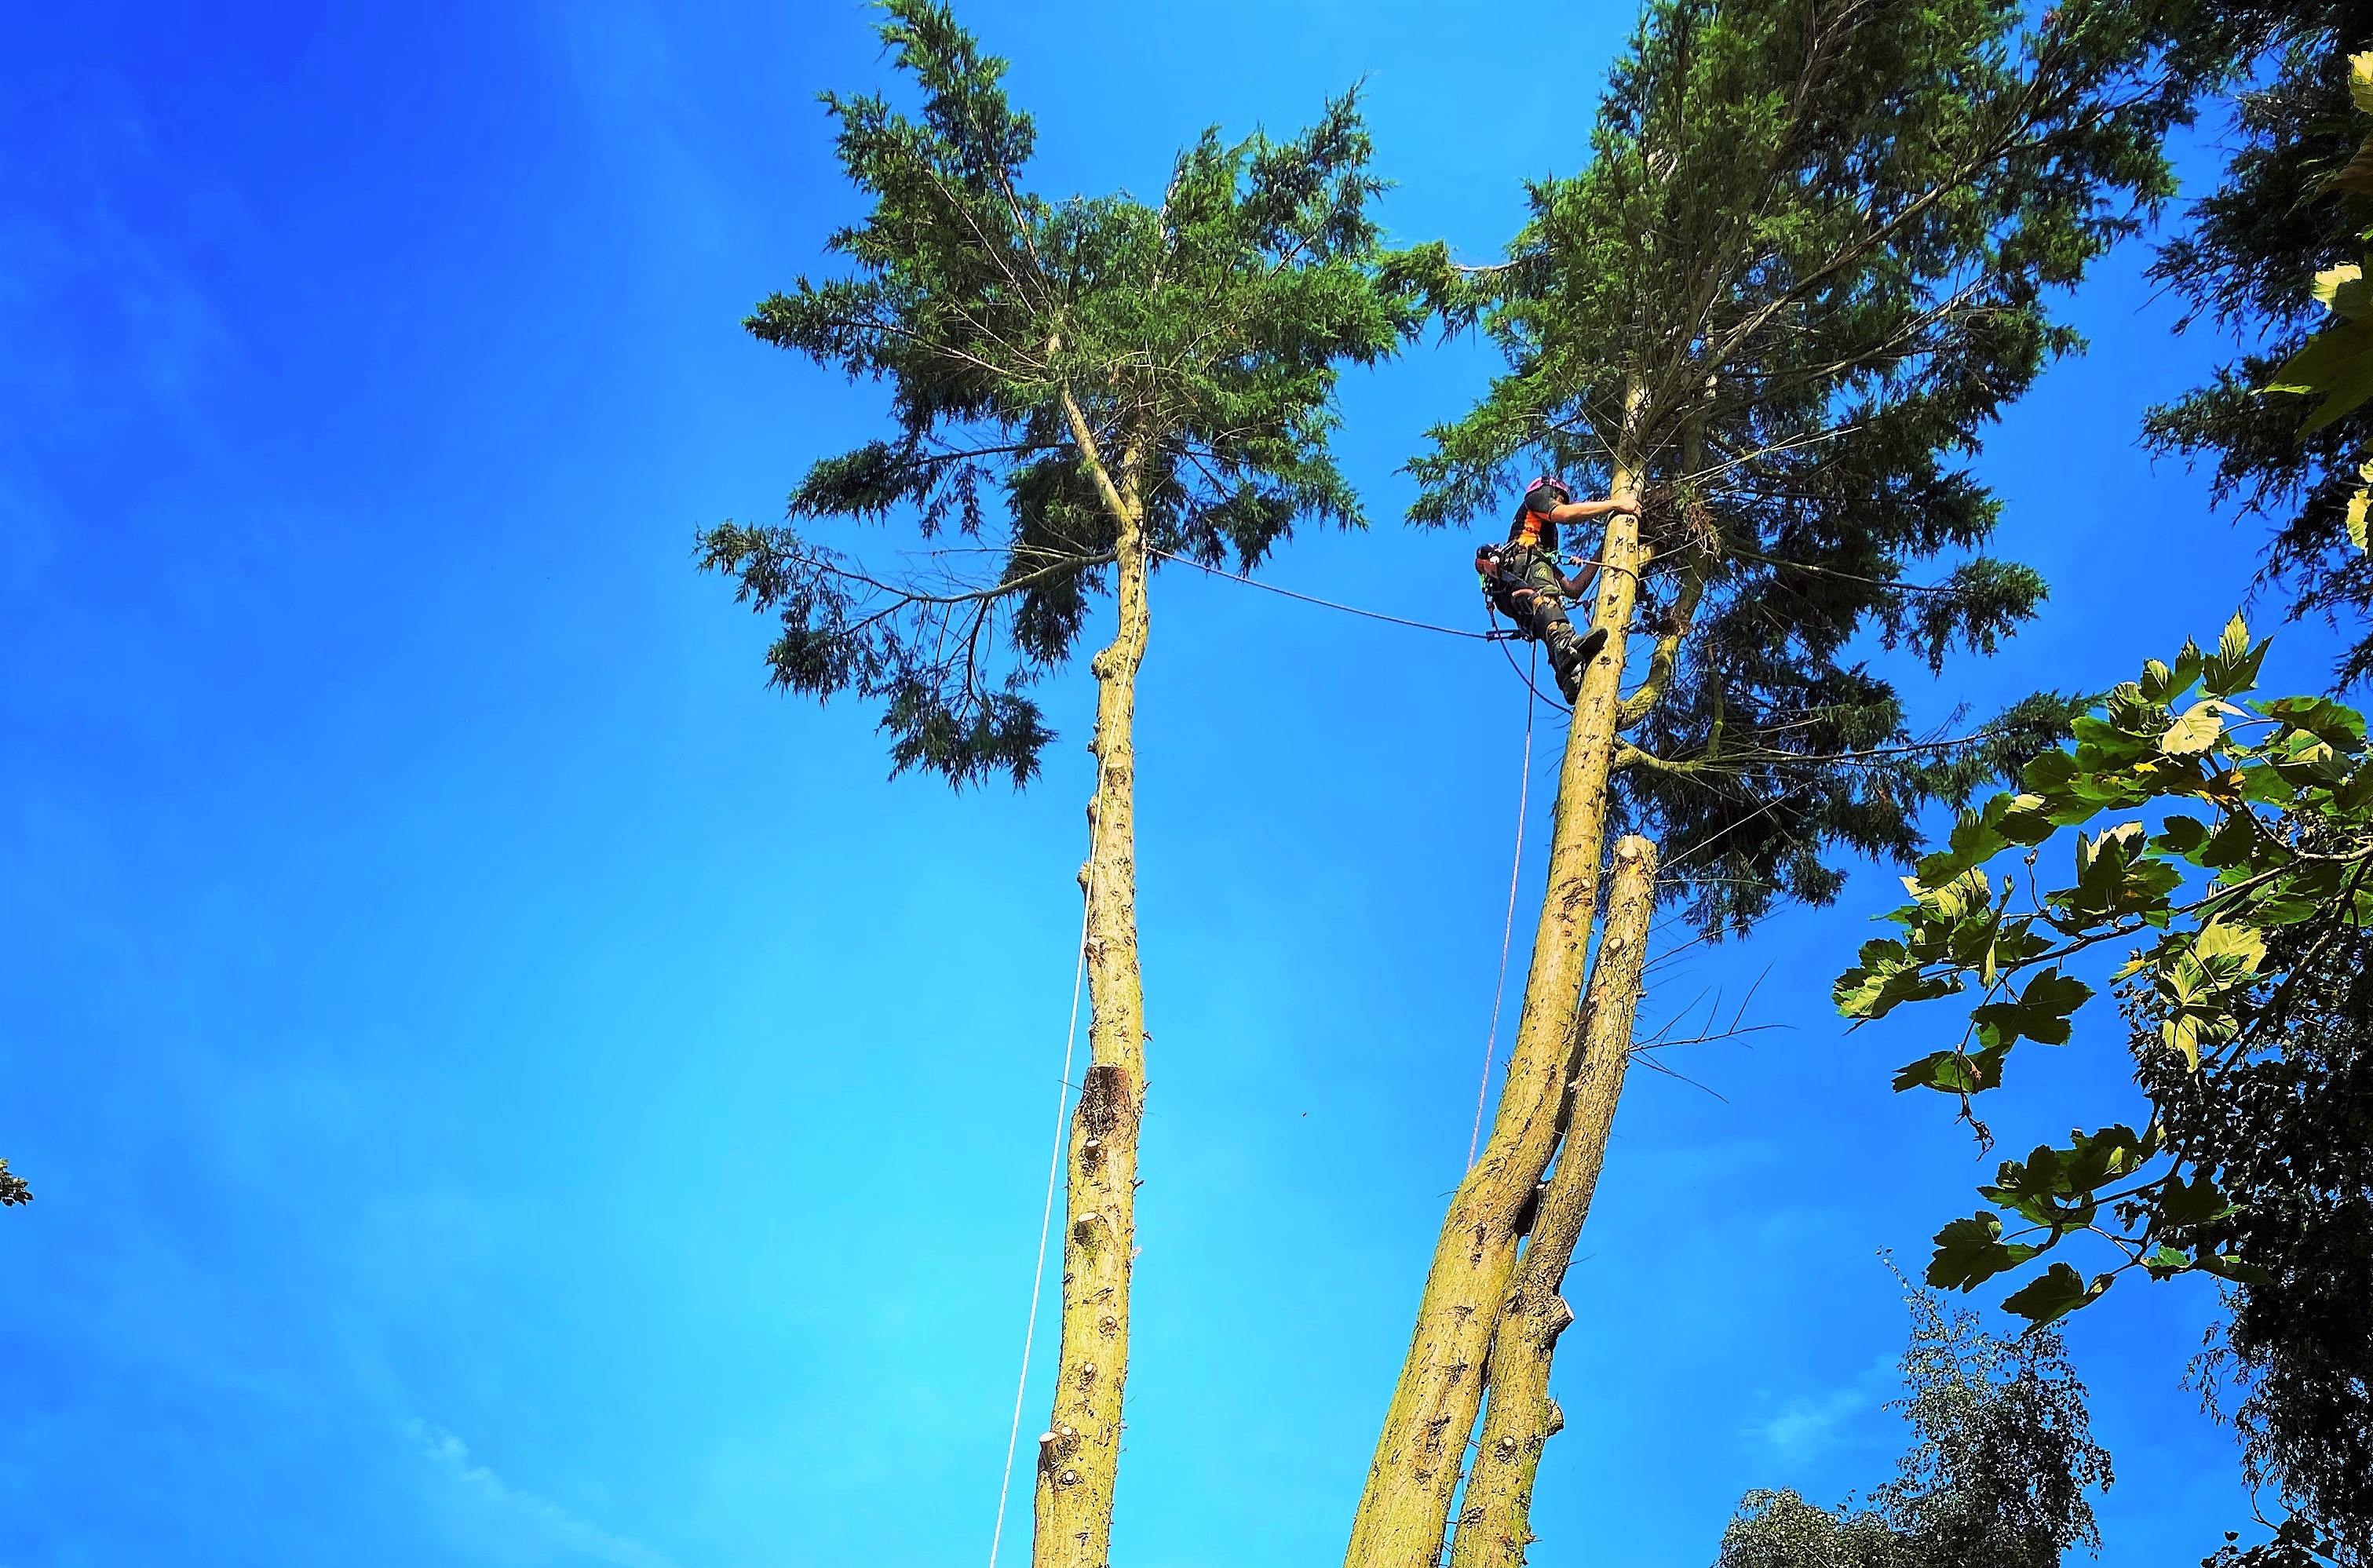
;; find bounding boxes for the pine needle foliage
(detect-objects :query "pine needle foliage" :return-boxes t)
[699,0,1421,786]
[1398,0,2192,934]
[2144,5,2373,691]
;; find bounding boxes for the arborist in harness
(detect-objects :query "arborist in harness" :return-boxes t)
[1475,476,1642,701]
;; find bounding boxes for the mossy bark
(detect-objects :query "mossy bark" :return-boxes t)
[1031,494,1149,1568]
[1445,835,1658,1568]
[1344,404,1652,1568]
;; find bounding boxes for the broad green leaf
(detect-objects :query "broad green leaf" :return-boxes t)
[2351,50,2373,114]
[1927,1213,2040,1293]
[2260,695,2368,751]
[2312,262,2371,319]
[2162,700,2227,755]
[2348,483,2371,552]
[2196,1252,2274,1286]
[1893,1046,2007,1095]
[2061,1124,2150,1193]
[2002,1261,2112,1326]
[2203,632,2272,699]
[2159,1169,2239,1229]
[2193,921,2267,975]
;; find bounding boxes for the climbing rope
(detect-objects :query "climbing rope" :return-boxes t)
[1148,548,1513,640]
[1468,643,1537,1169]
[988,762,1104,1568]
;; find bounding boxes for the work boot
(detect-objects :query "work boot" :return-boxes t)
[1550,625,1608,702]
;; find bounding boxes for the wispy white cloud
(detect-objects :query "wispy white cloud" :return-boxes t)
[1751,1356,1900,1463]
[407,1420,681,1568]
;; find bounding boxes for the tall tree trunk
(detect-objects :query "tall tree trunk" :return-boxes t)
[1446,835,1659,1568]
[1344,396,1653,1568]
[1032,506,1150,1568]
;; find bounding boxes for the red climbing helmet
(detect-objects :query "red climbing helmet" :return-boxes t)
[1522,475,1572,514]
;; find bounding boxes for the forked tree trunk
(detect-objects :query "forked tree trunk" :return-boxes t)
[1032,505,1150,1568]
[1343,396,1653,1568]
[1446,835,1658,1568]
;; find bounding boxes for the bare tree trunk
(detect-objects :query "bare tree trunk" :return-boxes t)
[1344,395,1653,1568]
[1031,506,1150,1568]
[1446,835,1659,1568]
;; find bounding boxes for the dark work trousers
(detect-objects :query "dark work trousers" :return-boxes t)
[1490,545,1583,655]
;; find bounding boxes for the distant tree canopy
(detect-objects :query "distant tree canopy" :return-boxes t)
[1396,0,2196,935]
[2145,4,2373,688]
[1716,1288,2111,1568]
[699,0,1419,786]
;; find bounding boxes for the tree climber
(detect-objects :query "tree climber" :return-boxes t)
[1475,477,1641,700]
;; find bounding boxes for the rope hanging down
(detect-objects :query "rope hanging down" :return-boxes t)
[988,760,1104,1568]
[1468,643,1537,1169]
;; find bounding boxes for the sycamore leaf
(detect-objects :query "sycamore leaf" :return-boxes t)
[2159,1169,2240,1229]
[1928,1213,2040,1292]
[2260,695,2368,751]
[2264,318,2373,433]
[2151,815,2211,858]
[2348,482,2371,552]
[1971,967,2094,1049]
[2336,140,2373,198]
[2196,1251,2274,1286]
[2193,921,2268,976]
[2162,1009,2214,1070]
[2162,699,2227,755]
[2312,263,2371,319]
[2002,1261,2112,1326]
[2351,50,2373,115]
[1893,1046,2008,1095]
[1835,938,1962,1020]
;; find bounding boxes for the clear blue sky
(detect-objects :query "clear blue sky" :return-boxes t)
[1,3,2340,1564]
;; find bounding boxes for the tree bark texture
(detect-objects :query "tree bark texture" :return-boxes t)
[1031,505,1149,1568]
[1445,835,1659,1568]
[1343,407,1653,1568]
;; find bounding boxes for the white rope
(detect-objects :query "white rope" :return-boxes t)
[1468,644,1537,1169]
[989,769,1104,1568]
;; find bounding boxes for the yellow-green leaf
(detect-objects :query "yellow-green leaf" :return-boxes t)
[2313,262,2371,318]
[2162,699,2226,755]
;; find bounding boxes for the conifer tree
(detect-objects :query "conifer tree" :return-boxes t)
[1347,3,2190,1563]
[697,5,1418,1563]
[2143,5,2373,688]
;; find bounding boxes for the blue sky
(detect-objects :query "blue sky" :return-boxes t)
[0,2,2343,1565]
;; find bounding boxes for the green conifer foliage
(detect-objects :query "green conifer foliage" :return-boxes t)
[1402,0,2189,935]
[696,6,1418,1563]
[700,0,1418,786]
[2144,5,2373,690]
[1352,5,2191,1564]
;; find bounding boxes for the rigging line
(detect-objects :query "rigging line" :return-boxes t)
[1148,547,1513,640]
[1497,631,1573,713]
[1469,642,1539,1171]
[988,761,1104,1568]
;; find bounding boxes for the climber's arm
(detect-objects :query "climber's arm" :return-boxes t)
[1544,490,1641,525]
